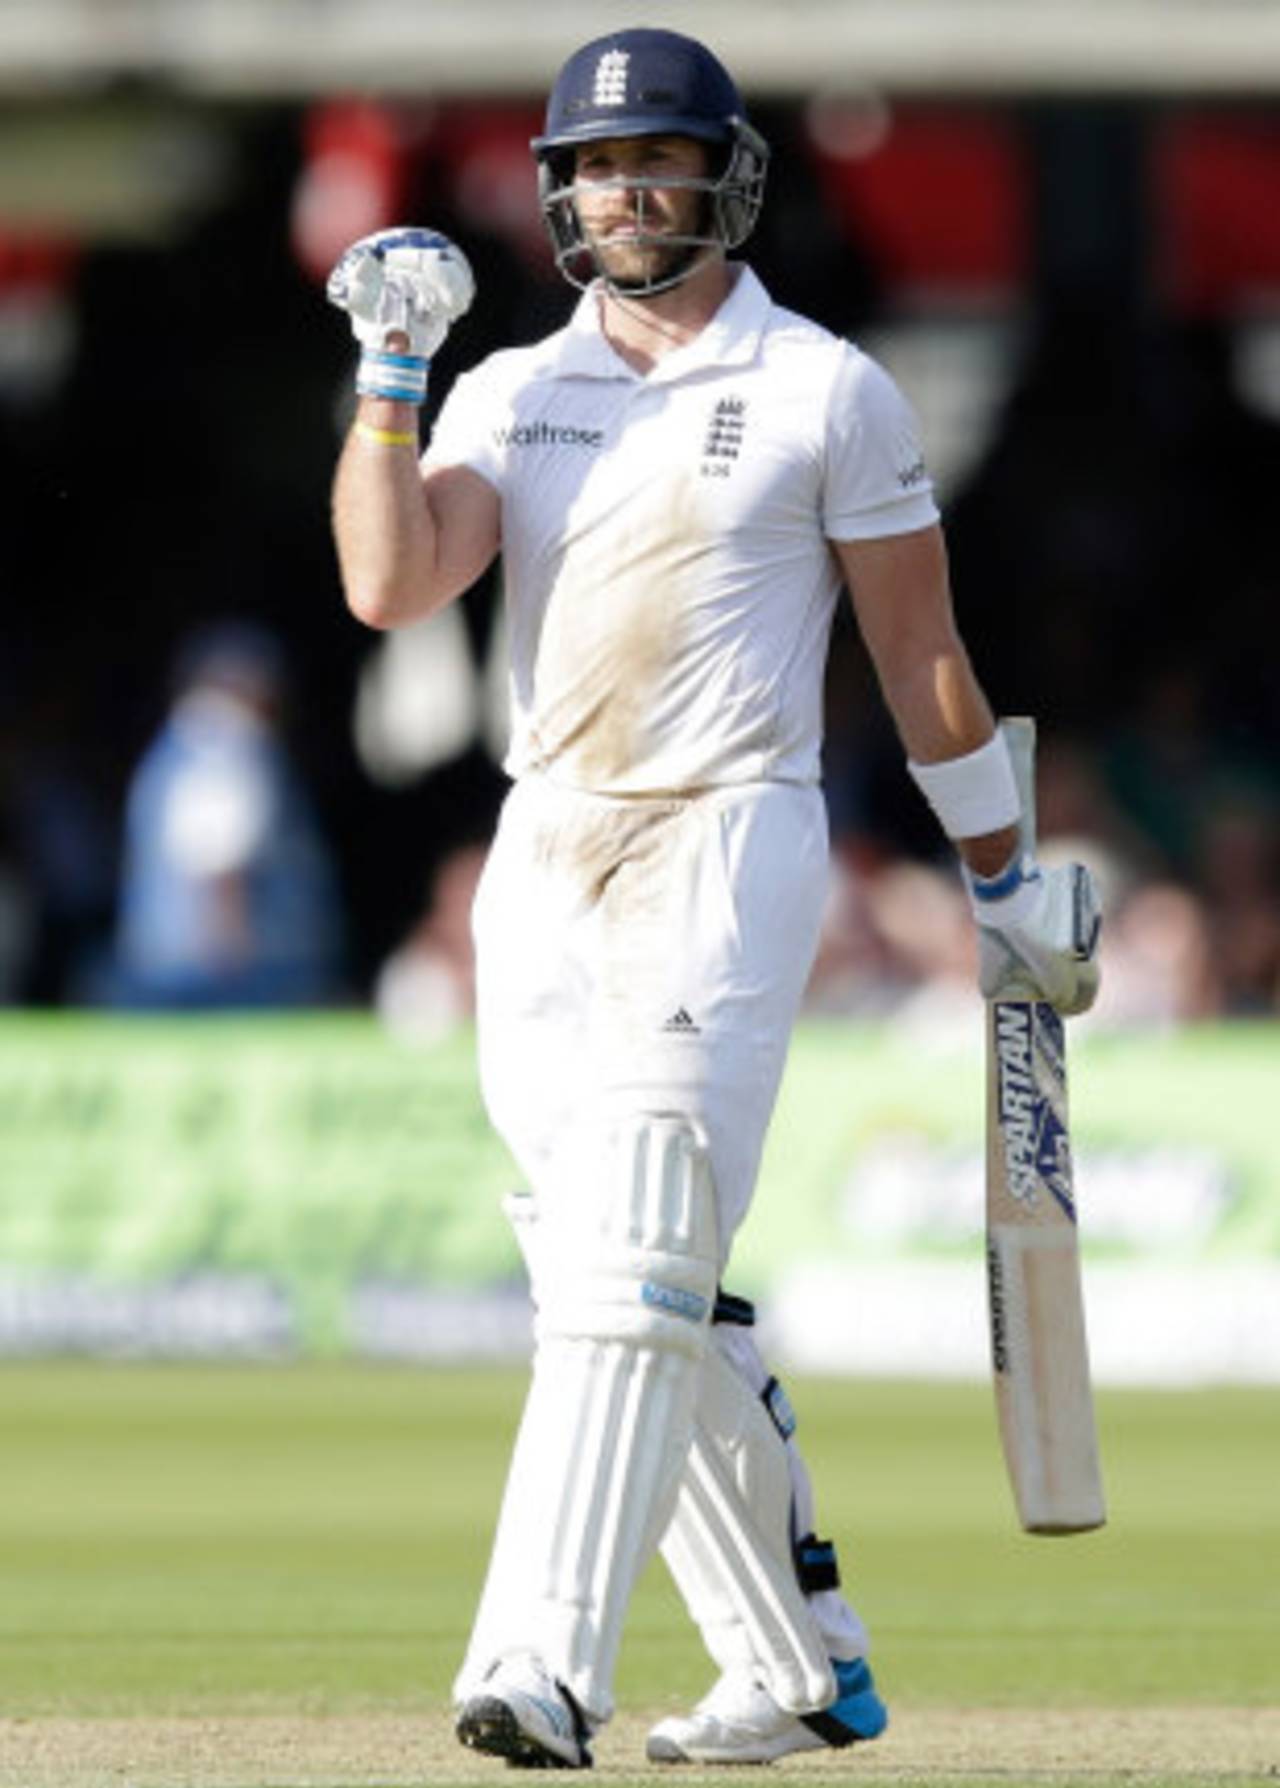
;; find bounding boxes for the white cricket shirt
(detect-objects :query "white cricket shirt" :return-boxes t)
[426,266,938,795]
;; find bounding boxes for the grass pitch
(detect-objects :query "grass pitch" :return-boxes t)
[0,1365,1276,1786]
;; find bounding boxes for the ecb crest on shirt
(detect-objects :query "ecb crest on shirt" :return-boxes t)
[701,396,747,477]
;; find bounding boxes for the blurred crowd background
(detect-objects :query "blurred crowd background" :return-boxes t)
[1,7,1278,1032]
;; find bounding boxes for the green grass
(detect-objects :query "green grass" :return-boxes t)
[1,1364,1277,1723]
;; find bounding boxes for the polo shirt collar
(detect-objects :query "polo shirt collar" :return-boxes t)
[549,264,772,384]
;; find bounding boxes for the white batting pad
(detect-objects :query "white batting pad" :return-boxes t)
[455,1117,719,1723]
[660,1323,863,1713]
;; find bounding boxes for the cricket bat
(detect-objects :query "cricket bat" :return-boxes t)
[985,716,1105,1534]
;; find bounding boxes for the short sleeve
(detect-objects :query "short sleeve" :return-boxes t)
[823,348,940,541]
[421,367,504,493]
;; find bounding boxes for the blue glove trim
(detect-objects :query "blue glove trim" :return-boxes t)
[355,383,426,404]
[364,349,429,371]
[370,227,455,256]
[968,856,1029,904]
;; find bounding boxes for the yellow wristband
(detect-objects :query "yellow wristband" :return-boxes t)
[355,422,418,448]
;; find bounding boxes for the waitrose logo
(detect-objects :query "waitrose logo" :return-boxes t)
[495,420,604,448]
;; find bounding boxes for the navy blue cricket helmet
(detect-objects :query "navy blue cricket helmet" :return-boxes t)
[531,27,769,294]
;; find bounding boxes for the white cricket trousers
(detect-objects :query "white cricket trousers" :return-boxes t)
[459,773,867,1722]
[472,773,829,1253]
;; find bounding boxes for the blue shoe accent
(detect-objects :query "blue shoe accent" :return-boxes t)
[799,1658,888,1748]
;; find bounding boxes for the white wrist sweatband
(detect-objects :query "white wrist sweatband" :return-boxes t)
[907,730,1021,840]
[356,348,430,406]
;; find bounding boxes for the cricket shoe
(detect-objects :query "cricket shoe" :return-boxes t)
[455,1653,594,1769]
[646,1656,887,1765]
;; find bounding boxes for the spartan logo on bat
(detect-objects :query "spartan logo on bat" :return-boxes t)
[994,1002,1076,1220]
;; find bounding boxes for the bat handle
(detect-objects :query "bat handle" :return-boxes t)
[1000,715,1037,855]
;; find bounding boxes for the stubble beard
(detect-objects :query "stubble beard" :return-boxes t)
[588,225,711,295]
[594,228,677,280]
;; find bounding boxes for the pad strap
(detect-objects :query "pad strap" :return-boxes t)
[712,1289,756,1327]
[794,1532,842,1594]
[799,1705,859,1749]
[763,1376,798,1441]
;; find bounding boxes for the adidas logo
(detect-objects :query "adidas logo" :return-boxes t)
[662,1007,700,1035]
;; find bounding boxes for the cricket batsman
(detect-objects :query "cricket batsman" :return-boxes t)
[329,26,1101,1768]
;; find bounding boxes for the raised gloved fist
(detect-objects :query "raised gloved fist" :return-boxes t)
[327,227,475,359]
[967,854,1101,1016]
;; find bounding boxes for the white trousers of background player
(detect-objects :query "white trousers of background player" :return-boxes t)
[455,775,864,1723]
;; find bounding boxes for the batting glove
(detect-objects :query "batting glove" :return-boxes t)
[327,227,475,405]
[966,855,1102,1015]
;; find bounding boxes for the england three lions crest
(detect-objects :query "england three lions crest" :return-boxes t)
[701,396,747,475]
